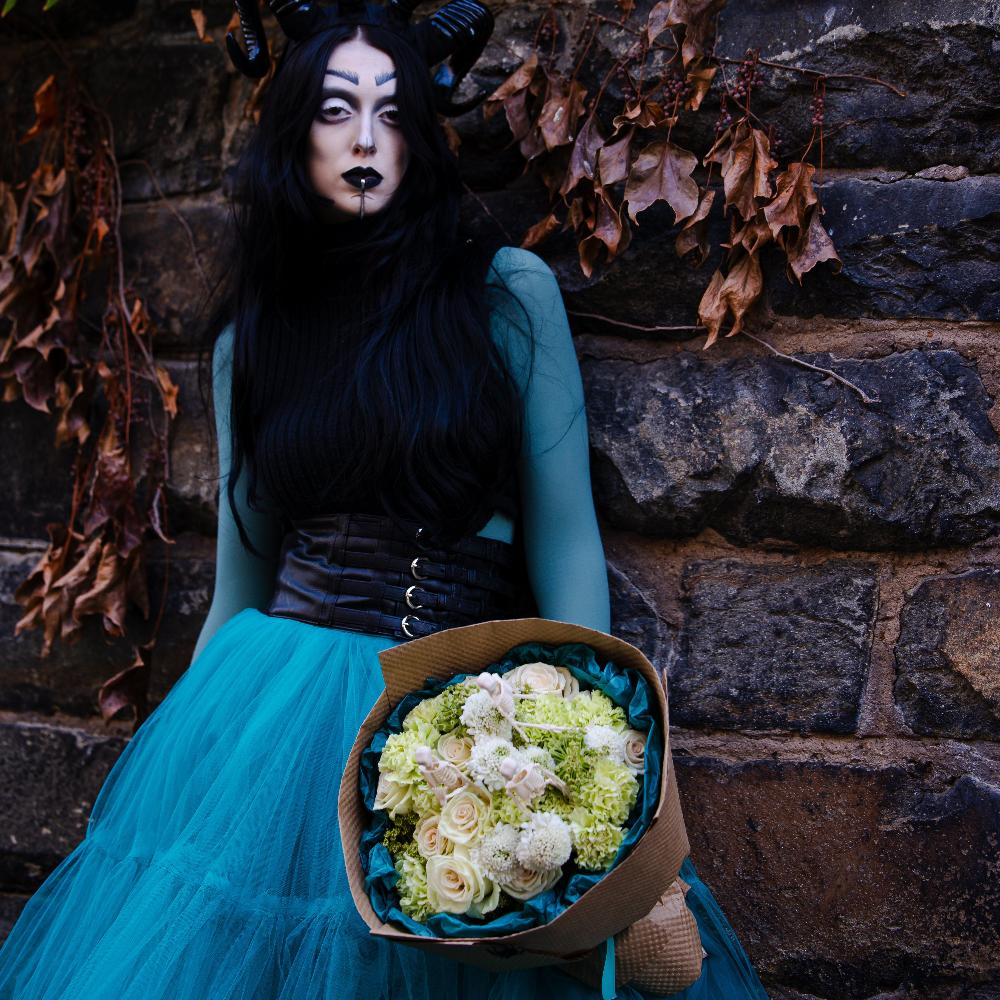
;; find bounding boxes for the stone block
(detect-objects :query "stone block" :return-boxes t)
[0,535,214,718]
[672,559,876,733]
[582,348,1000,550]
[0,720,126,892]
[768,176,1000,322]
[674,754,1000,998]
[121,199,231,350]
[894,568,1000,739]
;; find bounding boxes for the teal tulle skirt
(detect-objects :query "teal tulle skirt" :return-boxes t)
[0,608,769,1000]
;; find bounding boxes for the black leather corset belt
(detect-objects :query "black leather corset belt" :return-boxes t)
[263,512,530,641]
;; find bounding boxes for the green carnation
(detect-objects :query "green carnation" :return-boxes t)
[572,815,626,871]
[576,757,638,826]
[486,786,532,829]
[567,689,626,730]
[535,786,574,819]
[380,727,439,782]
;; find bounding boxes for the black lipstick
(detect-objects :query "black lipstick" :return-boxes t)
[342,166,383,190]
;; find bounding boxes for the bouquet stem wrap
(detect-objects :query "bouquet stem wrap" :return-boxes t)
[337,617,701,989]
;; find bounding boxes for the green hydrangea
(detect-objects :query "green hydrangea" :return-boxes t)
[575,756,638,826]
[431,678,478,732]
[571,815,626,871]
[383,812,419,865]
[395,852,432,921]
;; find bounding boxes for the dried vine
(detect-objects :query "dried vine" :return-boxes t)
[482,0,902,355]
[0,69,177,729]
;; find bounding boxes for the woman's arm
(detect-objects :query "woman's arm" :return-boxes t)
[488,247,612,633]
[190,324,284,662]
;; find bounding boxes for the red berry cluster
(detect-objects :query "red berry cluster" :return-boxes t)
[715,93,733,131]
[730,50,761,105]
[662,72,690,105]
[810,86,825,126]
[615,66,637,102]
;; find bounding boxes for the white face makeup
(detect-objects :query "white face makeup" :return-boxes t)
[307,34,410,222]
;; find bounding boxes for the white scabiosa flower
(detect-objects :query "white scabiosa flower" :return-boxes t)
[515,812,573,872]
[521,745,556,771]
[468,735,521,791]
[584,724,627,764]
[471,822,521,882]
[460,690,513,740]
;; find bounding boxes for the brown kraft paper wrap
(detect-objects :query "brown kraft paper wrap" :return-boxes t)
[337,617,703,991]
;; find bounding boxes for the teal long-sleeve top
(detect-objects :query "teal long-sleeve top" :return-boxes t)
[191,246,610,661]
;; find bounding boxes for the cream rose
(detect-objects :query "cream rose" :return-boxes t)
[506,662,578,698]
[426,845,496,915]
[438,787,490,845]
[415,814,453,859]
[498,862,563,901]
[623,728,647,773]
[436,731,474,767]
[373,773,413,818]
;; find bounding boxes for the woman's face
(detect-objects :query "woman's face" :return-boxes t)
[307,34,410,222]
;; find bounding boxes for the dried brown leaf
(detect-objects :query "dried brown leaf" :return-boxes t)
[763,161,818,239]
[784,203,842,284]
[538,72,588,152]
[707,120,777,221]
[21,74,58,144]
[597,127,634,188]
[697,250,762,348]
[675,185,716,266]
[522,212,562,249]
[624,139,700,225]
[559,113,606,199]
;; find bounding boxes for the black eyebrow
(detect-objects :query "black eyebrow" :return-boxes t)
[319,86,398,108]
[325,68,397,86]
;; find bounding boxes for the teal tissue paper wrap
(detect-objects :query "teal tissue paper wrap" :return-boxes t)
[358,640,664,939]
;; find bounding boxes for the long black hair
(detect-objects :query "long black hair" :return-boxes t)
[202,16,535,555]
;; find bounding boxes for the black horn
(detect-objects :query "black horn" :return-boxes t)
[386,0,425,23]
[266,0,326,39]
[226,0,271,79]
[415,0,495,117]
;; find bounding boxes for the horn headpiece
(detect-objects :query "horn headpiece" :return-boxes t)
[226,0,494,117]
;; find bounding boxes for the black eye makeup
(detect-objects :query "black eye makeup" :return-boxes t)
[317,94,401,125]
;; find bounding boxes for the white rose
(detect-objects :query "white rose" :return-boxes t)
[507,662,573,697]
[415,814,453,858]
[373,773,414,818]
[426,845,496,915]
[498,862,563,901]
[438,787,490,845]
[436,731,474,766]
[623,728,647,773]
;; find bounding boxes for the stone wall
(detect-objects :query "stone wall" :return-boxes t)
[2,1,999,996]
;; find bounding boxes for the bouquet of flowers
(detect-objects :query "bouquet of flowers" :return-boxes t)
[374,660,649,921]
[338,618,704,995]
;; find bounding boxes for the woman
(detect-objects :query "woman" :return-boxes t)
[0,2,770,997]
